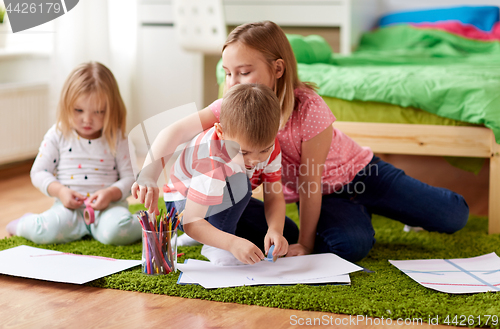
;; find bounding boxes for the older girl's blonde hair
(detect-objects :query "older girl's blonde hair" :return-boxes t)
[56,62,126,156]
[222,21,316,129]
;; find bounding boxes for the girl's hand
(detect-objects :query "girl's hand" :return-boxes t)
[131,181,160,216]
[229,238,265,265]
[58,187,86,210]
[87,188,117,210]
[264,230,289,258]
[286,243,313,257]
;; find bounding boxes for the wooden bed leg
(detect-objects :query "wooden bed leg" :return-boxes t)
[489,133,500,234]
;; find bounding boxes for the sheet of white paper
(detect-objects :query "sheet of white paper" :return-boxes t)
[177,261,351,286]
[389,252,500,294]
[177,253,361,289]
[0,245,141,284]
[177,271,201,285]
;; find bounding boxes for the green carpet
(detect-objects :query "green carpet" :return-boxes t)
[1,202,500,328]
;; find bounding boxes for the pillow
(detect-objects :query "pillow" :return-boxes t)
[286,34,332,64]
[379,6,500,32]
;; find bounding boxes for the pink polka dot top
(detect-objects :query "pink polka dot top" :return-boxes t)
[209,87,373,203]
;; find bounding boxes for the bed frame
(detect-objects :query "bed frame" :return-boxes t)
[334,122,500,234]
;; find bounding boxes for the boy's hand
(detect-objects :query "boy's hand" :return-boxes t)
[286,243,313,257]
[87,188,118,210]
[264,230,289,258]
[229,238,265,265]
[58,186,86,210]
[131,181,160,216]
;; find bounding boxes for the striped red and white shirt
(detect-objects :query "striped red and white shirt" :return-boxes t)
[163,126,282,206]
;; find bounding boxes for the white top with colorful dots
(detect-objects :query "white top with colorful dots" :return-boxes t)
[30,124,135,201]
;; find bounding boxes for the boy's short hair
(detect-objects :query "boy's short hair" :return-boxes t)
[220,84,280,148]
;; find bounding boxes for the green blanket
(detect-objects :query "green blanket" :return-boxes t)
[334,25,500,66]
[297,61,500,141]
[302,26,500,143]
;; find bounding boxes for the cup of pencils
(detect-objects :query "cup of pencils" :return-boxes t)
[137,209,181,275]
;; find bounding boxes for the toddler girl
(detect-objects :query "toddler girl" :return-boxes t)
[7,62,142,245]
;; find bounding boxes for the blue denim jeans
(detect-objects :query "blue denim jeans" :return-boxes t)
[168,157,469,262]
[165,173,299,251]
[297,156,469,262]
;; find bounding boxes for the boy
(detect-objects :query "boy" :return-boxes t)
[136,84,292,266]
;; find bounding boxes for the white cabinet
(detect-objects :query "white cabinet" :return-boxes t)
[135,1,203,128]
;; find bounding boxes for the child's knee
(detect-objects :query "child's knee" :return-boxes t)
[17,214,47,243]
[319,227,375,263]
[93,210,142,245]
[18,213,68,244]
[336,238,374,263]
[440,194,469,234]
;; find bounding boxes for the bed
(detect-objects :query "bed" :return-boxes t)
[333,3,500,235]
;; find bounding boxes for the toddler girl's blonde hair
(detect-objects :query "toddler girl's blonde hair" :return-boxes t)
[223,21,315,129]
[56,62,126,155]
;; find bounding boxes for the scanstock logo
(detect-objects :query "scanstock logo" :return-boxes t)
[4,0,79,33]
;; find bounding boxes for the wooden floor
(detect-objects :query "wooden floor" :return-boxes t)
[0,159,471,329]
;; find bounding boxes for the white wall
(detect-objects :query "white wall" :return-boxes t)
[132,1,203,158]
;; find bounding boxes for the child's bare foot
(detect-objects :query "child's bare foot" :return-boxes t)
[6,213,33,236]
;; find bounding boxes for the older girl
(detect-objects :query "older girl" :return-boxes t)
[134,21,469,262]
